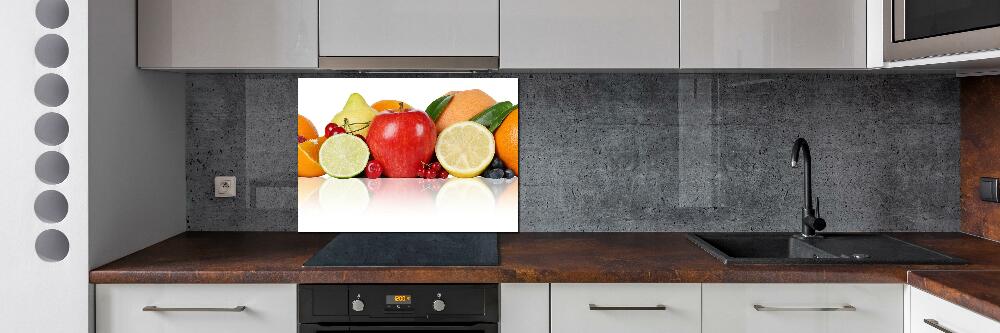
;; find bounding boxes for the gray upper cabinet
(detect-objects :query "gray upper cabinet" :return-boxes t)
[680,0,869,69]
[138,0,318,69]
[318,0,499,57]
[500,0,680,69]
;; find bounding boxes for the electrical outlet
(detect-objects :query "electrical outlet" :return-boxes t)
[215,176,236,198]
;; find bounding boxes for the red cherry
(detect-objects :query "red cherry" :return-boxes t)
[324,123,337,137]
[365,160,383,179]
[297,135,306,143]
[438,170,449,179]
[354,134,366,143]
[329,126,346,136]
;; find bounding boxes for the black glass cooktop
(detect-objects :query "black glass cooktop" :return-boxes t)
[303,233,499,267]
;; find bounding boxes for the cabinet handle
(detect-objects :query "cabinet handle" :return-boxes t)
[753,304,856,312]
[923,319,955,333]
[142,306,247,312]
[588,304,667,311]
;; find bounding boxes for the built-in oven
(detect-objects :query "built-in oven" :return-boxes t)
[299,284,498,333]
[884,0,1000,61]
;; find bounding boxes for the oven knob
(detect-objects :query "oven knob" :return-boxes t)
[351,299,365,312]
[432,299,446,312]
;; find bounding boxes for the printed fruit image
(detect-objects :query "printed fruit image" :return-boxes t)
[366,109,438,178]
[298,115,319,140]
[435,89,496,133]
[298,136,328,177]
[435,121,496,178]
[371,100,413,112]
[318,134,370,178]
[330,93,377,137]
[494,107,518,176]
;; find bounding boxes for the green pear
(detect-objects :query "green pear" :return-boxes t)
[330,93,377,137]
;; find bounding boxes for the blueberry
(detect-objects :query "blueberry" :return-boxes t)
[504,169,515,179]
[486,168,504,179]
[490,157,504,169]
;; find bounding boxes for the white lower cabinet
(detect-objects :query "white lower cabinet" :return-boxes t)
[96,284,297,333]
[551,283,701,333]
[500,283,549,333]
[909,287,1000,333]
[702,283,904,333]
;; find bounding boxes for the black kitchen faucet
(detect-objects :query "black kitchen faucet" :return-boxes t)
[791,138,826,238]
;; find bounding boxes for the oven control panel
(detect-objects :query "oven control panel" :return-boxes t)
[298,284,498,323]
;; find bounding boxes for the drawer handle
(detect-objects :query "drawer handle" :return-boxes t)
[923,319,955,333]
[753,304,856,312]
[589,304,667,311]
[142,306,247,312]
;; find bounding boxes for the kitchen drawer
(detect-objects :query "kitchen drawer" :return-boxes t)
[550,283,701,333]
[96,284,297,333]
[319,0,499,57]
[910,287,1000,333]
[702,283,903,333]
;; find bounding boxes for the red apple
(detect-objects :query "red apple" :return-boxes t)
[366,110,437,178]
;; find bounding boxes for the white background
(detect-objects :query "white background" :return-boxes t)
[298,78,519,232]
[299,78,518,124]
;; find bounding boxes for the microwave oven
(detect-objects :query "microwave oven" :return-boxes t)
[884,0,1000,62]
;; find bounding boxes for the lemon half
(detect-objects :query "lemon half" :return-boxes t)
[435,121,495,178]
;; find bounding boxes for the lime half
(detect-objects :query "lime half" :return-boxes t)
[319,134,370,178]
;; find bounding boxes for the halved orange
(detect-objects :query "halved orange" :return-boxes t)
[298,137,327,177]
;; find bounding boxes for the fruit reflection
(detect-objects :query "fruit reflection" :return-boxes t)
[318,178,370,220]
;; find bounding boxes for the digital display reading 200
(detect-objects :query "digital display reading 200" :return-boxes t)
[386,295,412,305]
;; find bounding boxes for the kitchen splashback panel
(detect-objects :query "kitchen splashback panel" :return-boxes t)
[186,73,959,232]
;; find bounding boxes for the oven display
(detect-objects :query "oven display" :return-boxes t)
[386,295,412,304]
[385,294,414,311]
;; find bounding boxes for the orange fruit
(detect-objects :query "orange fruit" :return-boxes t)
[435,89,496,133]
[297,137,327,177]
[371,100,413,112]
[298,115,319,140]
[494,108,518,176]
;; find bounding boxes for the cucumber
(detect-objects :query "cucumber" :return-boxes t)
[470,101,516,132]
[424,94,453,122]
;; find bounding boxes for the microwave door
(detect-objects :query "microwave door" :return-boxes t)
[885,0,1000,61]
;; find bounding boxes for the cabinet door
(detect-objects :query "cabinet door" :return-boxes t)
[680,0,867,68]
[500,284,548,333]
[96,284,297,333]
[319,0,499,57]
[551,283,700,333]
[137,0,318,68]
[910,287,1000,333]
[702,283,903,333]
[501,0,680,69]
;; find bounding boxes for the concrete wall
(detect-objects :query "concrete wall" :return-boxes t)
[186,73,960,232]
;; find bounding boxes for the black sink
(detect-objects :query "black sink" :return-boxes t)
[687,233,966,265]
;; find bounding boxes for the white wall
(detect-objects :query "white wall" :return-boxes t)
[88,0,186,270]
[0,0,90,331]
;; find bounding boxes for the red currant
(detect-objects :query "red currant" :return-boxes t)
[416,165,428,178]
[297,135,306,143]
[438,170,449,179]
[365,160,383,179]
[429,162,442,174]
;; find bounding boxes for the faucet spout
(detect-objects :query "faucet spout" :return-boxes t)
[791,138,825,237]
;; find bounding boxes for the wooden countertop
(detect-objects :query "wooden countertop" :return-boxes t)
[91,232,1000,284]
[908,270,1000,322]
[89,232,1000,321]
